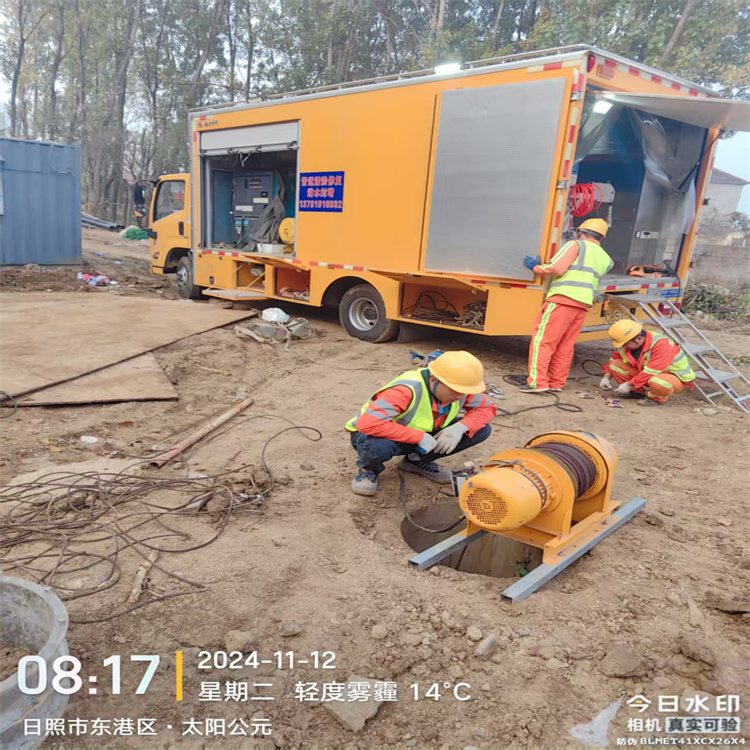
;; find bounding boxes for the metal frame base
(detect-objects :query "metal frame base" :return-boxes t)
[408,528,487,571]
[407,498,646,600]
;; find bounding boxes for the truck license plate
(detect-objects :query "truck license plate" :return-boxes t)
[604,308,630,325]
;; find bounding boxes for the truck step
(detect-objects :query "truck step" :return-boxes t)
[607,293,667,304]
[203,288,267,300]
[656,317,688,329]
[681,342,714,356]
[696,368,740,384]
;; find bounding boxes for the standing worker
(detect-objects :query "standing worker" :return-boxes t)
[519,218,614,393]
[346,351,496,496]
[600,321,696,405]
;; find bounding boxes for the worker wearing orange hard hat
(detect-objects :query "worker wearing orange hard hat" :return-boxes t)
[600,320,695,405]
[519,218,614,394]
[345,351,496,496]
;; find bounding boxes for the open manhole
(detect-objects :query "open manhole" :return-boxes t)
[401,501,543,579]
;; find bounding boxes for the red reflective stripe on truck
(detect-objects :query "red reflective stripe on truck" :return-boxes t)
[650,75,662,84]
[628,67,640,76]
[543,62,563,71]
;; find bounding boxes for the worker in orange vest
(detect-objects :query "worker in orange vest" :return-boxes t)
[519,218,614,393]
[600,320,696,405]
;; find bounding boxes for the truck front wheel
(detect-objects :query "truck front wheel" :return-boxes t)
[339,284,400,343]
[176,256,203,300]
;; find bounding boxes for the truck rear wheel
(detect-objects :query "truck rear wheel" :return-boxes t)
[176,256,203,300]
[339,284,400,343]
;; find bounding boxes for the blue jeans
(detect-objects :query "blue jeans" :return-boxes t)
[350,424,492,475]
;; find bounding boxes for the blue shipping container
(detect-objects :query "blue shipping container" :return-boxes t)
[0,137,82,265]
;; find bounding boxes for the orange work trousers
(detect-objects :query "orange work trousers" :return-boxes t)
[607,359,690,404]
[527,300,588,389]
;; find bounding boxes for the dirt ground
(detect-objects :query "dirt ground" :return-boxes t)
[1,232,748,750]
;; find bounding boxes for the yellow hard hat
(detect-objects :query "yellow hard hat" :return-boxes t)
[428,351,486,395]
[608,319,643,348]
[579,218,608,239]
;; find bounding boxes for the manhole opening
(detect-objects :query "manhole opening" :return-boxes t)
[401,501,543,579]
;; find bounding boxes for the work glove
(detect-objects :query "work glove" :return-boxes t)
[614,382,632,396]
[523,255,541,271]
[433,423,469,455]
[599,376,613,391]
[417,432,438,454]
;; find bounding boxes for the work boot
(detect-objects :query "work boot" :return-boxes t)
[351,470,379,496]
[548,387,563,393]
[516,384,549,394]
[400,456,452,484]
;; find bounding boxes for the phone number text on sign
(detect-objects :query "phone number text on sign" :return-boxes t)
[299,171,344,212]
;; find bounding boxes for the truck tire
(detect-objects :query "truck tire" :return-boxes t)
[176,256,203,300]
[339,284,400,343]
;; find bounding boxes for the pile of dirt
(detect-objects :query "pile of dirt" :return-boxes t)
[0,264,94,294]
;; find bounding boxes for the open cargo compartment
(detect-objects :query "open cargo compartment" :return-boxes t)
[199,121,299,257]
[572,90,710,287]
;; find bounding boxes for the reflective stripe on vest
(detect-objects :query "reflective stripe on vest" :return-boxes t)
[344,368,463,432]
[618,332,696,383]
[547,240,614,305]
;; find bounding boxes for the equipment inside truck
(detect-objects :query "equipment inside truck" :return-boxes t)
[571,93,708,279]
[199,122,299,255]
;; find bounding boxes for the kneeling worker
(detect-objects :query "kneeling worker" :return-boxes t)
[521,218,614,393]
[600,320,696,405]
[346,351,496,496]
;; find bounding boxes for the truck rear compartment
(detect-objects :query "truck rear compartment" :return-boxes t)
[201,147,298,256]
[573,90,708,279]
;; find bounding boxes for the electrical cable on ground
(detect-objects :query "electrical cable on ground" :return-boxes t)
[0,391,18,418]
[0,422,321,623]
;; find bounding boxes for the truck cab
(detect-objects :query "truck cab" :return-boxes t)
[139,173,194,295]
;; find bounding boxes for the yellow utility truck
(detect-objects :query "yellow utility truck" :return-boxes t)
[139,44,749,344]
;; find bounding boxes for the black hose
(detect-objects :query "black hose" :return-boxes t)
[0,391,18,418]
[398,471,464,534]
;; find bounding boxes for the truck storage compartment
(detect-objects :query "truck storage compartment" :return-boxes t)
[400,282,488,331]
[571,94,707,278]
[199,122,299,255]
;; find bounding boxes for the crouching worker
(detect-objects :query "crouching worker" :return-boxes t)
[600,320,696,406]
[346,351,496,496]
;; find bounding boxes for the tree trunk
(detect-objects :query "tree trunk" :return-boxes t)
[9,0,27,137]
[244,0,254,100]
[47,2,67,142]
[662,0,698,60]
[227,0,237,99]
[189,0,227,105]
[491,0,506,47]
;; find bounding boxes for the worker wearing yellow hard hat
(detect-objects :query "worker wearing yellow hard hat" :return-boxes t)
[519,217,614,394]
[345,351,496,496]
[600,320,696,405]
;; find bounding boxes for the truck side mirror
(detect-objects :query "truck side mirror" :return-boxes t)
[134,184,146,209]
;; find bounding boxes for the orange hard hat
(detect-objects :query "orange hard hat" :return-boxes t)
[428,351,486,395]
[579,218,609,239]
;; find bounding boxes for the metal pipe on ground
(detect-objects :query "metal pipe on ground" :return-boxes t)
[149,397,255,468]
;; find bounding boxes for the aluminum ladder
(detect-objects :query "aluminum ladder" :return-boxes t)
[605,292,750,413]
